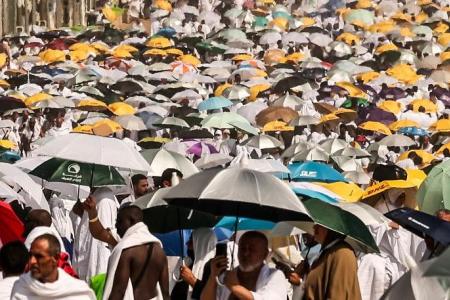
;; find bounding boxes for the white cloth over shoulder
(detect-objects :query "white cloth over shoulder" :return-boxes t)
[24,226,66,253]
[73,187,119,281]
[216,265,288,300]
[11,268,95,300]
[0,276,19,299]
[102,222,163,300]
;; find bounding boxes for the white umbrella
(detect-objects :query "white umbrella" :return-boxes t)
[194,153,232,169]
[235,158,290,174]
[271,93,304,109]
[137,105,169,117]
[379,134,416,147]
[282,141,312,158]
[222,85,251,100]
[309,33,332,47]
[34,133,151,172]
[154,116,190,128]
[333,156,360,172]
[292,146,329,162]
[338,202,389,226]
[319,138,348,154]
[0,163,48,211]
[0,120,16,129]
[343,170,371,185]
[32,96,75,109]
[113,115,147,131]
[241,134,283,149]
[236,102,268,125]
[282,32,309,44]
[260,31,282,45]
[328,41,352,57]
[141,148,199,177]
[333,147,371,158]
[289,115,321,126]
[0,180,23,202]
[172,90,202,101]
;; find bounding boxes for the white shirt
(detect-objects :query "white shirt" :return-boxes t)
[0,276,19,299]
[216,265,288,300]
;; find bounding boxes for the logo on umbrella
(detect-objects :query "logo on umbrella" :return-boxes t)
[67,163,81,174]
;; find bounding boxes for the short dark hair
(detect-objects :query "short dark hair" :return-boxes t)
[132,174,147,186]
[33,234,61,257]
[120,205,143,223]
[240,231,268,249]
[436,208,450,215]
[0,241,29,275]
[160,168,183,183]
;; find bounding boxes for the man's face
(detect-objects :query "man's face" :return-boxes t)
[238,236,267,272]
[29,239,58,282]
[134,179,149,197]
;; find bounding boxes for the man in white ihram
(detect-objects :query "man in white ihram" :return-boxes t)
[11,234,95,300]
[201,231,288,300]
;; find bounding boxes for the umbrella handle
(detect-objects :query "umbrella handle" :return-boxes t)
[172,257,186,282]
[215,274,226,287]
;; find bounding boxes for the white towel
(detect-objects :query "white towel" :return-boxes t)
[102,222,163,300]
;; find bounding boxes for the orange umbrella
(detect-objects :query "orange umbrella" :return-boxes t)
[108,102,136,116]
[262,120,294,132]
[255,106,298,127]
[378,100,402,114]
[359,121,392,135]
[430,119,450,132]
[389,120,419,131]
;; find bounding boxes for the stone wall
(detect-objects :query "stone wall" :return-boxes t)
[0,0,97,36]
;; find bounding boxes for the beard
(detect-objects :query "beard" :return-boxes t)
[238,262,262,273]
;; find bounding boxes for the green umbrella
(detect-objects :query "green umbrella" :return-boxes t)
[417,159,450,214]
[195,42,227,54]
[342,97,369,109]
[253,16,268,28]
[201,112,251,129]
[290,199,379,253]
[345,9,375,26]
[30,158,126,187]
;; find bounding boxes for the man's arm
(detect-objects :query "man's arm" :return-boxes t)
[224,270,254,300]
[200,256,227,300]
[83,196,117,247]
[108,251,131,300]
[154,244,170,300]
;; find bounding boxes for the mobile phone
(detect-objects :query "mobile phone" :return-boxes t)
[215,242,227,257]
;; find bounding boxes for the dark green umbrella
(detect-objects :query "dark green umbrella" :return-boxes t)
[30,158,126,187]
[290,199,379,253]
[135,188,220,233]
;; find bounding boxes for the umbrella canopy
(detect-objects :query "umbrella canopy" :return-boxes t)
[216,216,274,231]
[163,168,312,222]
[135,187,219,233]
[379,134,416,147]
[198,96,233,111]
[113,115,147,131]
[30,158,126,187]
[417,159,450,214]
[34,133,150,172]
[319,138,348,154]
[291,146,330,162]
[359,121,392,135]
[255,106,298,127]
[332,147,371,158]
[194,153,233,169]
[386,207,450,247]
[154,116,190,128]
[141,148,199,177]
[241,134,283,149]
[290,199,379,253]
[288,161,348,183]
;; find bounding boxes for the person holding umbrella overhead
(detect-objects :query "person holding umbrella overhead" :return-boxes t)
[302,224,362,300]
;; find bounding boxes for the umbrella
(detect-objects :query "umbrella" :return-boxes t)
[237,158,290,174]
[386,207,450,247]
[345,9,375,25]
[154,116,190,128]
[260,31,282,45]
[319,138,348,154]
[379,134,416,147]
[194,153,233,169]
[290,199,379,253]
[398,127,429,137]
[163,168,312,222]
[222,85,251,100]
[332,147,371,158]
[317,182,363,202]
[30,158,125,187]
[291,146,330,162]
[138,137,171,149]
[417,159,450,214]
[343,170,371,185]
[141,148,199,177]
[201,112,251,129]
[338,202,388,226]
[281,141,312,158]
[186,141,218,158]
[241,134,283,149]
[135,188,219,233]
[198,97,233,111]
[389,120,420,131]
[271,93,304,109]
[288,161,347,183]
[333,156,361,172]
[255,106,298,127]
[289,115,321,126]
[34,133,150,172]
[359,121,392,135]
[113,115,147,131]
[0,201,24,244]
[215,216,274,231]
[0,96,28,112]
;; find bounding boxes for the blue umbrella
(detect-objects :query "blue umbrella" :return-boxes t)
[288,161,348,183]
[198,97,233,111]
[155,27,176,38]
[154,229,192,257]
[398,127,429,137]
[215,216,275,231]
[292,188,339,204]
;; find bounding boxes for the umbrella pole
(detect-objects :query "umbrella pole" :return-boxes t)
[176,208,185,259]
[231,210,240,268]
[89,164,95,189]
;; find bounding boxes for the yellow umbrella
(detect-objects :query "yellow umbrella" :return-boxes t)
[389,119,419,131]
[166,48,184,56]
[39,49,66,63]
[363,179,416,199]
[91,42,111,54]
[356,0,373,9]
[138,137,171,144]
[179,54,201,66]
[359,121,392,135]
[406,169,427,188]
[336,82,366,98]
[0,79,9,88]
[378,100,402,114]
[320,113,340,123]
[143,49,167,56]
[77,99,108,109]
[398,150,435,165]
[102,5,119,23]
[0,140,16,150]
[0,53,8,68]
[410,99,437,113]
[92,119,123,137]
[115,44,139,53]
[214,83,232,97]
[154,0,172,11]
[262,120,294,132]
[69,43,96,53]
[391,12,412,22]
[336,32,360,45]
[283,52,304,63]
[369,20,395,33]
[386,64,421,84]
[112,48,133,59]
[249,84,271,101]
[72,125,94,134]
[108,102,136,116]
[264,49,285,65]
[8,92,26,101]
[438,33,450,46]
[300,17,315,27]
[434,22,449,34]
[440,52,450,62]
[375,43,398,54]
[316,182,364,202]
[357,71,380,83]
[430,119,450,132]
[436,142,450,155]
[232,54,253,61]
[25,92,52,107]
[270,18,289,30]
[70,49,90,62]
[399,27,415,38]
[146,37,172,48]
[415,11,429,23]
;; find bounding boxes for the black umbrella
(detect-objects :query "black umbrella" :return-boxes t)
[0,97,27,113]
[272,76,308,94]
[36,30,70,39]
[179,129,214,139]
[385,207,450,247]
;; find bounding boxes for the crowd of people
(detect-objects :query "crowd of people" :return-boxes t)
[0,0,449,299]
